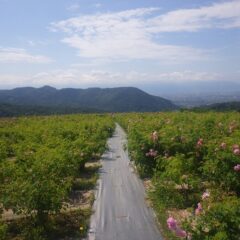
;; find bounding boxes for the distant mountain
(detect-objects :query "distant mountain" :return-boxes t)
[0,86,177,116]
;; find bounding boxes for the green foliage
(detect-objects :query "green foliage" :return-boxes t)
[23,225,46,240]
[184,195,240,240]
[0,114,114,238]
[0,222,7,240]
[116,112,240,239]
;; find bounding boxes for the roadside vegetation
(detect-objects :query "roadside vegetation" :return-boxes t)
[116,112,240,240]
[1,112,239,240]
[0,114,114,240]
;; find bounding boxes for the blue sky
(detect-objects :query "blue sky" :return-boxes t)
[0,0,239,90]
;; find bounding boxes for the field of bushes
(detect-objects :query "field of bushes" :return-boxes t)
[116,112,240,240]
[1,112,239,240]
[0,114,114,240]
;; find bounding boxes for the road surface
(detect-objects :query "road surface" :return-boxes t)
[88,124,163,240]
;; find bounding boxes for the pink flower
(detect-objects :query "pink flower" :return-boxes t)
[167,217,188,238]
[197,202,202,210]
[202,191,210,200]
[197,138,203,147]
[195,209,201,215]
[233,148,240,155]
[146,149,158,157]
[175,228,187,238]
[195,203,203,215]
[167,217,177,231]
[220,142,226,149]
[234,164,240,172]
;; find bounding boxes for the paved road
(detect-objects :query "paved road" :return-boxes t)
[88,124,163,240]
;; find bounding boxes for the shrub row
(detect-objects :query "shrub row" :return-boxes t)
[117,112,240,240]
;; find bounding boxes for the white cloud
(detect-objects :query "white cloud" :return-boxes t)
[148,0,240,32]
[50,8,205,61]
[155,71,221,82]
[61,34,207,61]
[0,69,227,89]
[0,74,30,89]
[0,47,53,63]
[50,1,240,61]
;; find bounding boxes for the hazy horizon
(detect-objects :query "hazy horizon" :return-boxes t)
[0,0,240,91]
[2,81,240,96]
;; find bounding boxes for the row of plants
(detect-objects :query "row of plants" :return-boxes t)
[0,114,114,240]
[116,112,240,240]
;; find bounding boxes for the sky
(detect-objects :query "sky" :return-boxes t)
[0,0,240,91]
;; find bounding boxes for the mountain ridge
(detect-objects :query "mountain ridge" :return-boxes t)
[0,86,178,116]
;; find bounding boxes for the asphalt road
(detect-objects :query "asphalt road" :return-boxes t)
[88,124,163,240]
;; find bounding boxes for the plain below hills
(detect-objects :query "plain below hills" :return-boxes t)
[0,86,178,117]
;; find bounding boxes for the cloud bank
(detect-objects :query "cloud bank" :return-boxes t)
[0,47,52,63]
[51,1,240,61]
[0,69,226,89]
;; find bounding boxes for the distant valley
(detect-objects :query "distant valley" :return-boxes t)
[161,91,240,108]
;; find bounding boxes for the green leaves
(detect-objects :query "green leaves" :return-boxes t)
[0,114,114,238]
[116,112,240,239]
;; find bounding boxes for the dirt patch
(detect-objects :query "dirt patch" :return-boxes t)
[67,190,94,211]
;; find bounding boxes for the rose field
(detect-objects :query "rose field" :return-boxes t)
[116,112,240,240]
[0,114,114,239]
[0,112,240,240]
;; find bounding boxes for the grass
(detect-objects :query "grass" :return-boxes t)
[72,173,99,190]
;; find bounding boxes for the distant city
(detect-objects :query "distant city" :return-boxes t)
[140,80,240,107]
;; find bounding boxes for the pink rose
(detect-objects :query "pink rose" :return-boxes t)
[197,138,203,147]
[167,217,177,231]
[202,191,210,200]
[175,228,187,238]
[195,202,203,215]
[233,148,240,155]
[167,217,188,238]
[146,149,158,157]
[234,164,240,172]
